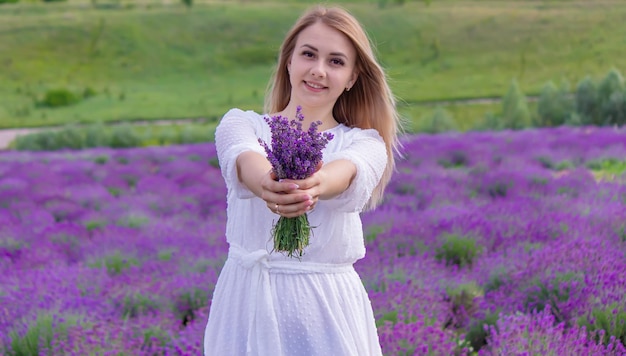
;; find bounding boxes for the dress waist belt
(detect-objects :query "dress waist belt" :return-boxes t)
[226,243,355,355]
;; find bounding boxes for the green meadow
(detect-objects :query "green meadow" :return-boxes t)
[1,0,625,131]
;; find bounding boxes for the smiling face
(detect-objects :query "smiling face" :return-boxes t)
[287,21,358,113]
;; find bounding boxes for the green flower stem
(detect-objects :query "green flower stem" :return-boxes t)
[272,214,312,258]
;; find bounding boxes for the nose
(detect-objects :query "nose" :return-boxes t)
[310,61,326,78]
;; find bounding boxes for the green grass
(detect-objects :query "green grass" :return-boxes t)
[0,0,625,129]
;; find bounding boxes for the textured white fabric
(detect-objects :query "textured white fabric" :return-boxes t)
[204,109,387,356]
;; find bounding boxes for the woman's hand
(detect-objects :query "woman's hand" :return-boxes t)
[261,170,315,218]
[260,162,324,218]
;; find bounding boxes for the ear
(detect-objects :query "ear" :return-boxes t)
[346,71,358,90]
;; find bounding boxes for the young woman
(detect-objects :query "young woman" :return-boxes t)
[204,5,401,355]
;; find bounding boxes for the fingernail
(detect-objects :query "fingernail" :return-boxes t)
[291,184,300,189]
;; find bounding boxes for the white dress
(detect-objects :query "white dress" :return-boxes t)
[203,109,387,356]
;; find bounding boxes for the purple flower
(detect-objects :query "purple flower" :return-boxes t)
[259,106,333,180]
[258,106,334,257]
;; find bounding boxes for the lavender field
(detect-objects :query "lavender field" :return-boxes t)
[1,126,626,355]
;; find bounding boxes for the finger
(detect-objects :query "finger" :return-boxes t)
[272,180,300,193]
[287,175,320,191]
[275,199,314,218]
[264,192,312,214]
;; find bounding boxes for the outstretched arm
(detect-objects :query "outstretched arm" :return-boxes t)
[236,151,316,218]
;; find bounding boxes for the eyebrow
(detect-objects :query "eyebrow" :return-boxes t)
[301,44,347,58]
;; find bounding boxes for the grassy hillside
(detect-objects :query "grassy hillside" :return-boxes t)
[0,0,625,129]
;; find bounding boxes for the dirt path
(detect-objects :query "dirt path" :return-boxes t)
[0,128,43,150]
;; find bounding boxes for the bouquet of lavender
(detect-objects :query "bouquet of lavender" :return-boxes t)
[259,106,334,258]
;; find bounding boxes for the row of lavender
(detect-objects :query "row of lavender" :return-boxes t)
[1,126,625,355]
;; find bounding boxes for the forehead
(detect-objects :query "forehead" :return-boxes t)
[295,21,356,55]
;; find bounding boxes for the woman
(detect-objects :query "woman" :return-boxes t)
[204,5,401,355]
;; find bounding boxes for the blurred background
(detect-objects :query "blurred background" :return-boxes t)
[1,0,625,150]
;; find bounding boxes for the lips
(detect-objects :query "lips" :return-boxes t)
[305,81,327,90]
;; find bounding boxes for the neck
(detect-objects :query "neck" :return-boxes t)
[280,103,338,131]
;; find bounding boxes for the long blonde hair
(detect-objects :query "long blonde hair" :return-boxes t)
[265,5,401,210]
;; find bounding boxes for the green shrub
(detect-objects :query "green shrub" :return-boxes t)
[484,269,510,293]
[524,272,580,323]
[13,122,215,151]
[7,313,79,355]
[365,224,386,243]
[0,0,20,4]
[465,312,499,351]
[119,293,161,318]
[474,112,502,131]
[438,150,467,169]
[82,87,97,99]
[444,282,484,329]
[578,303,626,346]
[420,106,458,134]
[574,76,599,125]
[88,252,140,275]
[597,68,626,125]
[573,69,626,126]
[84,122,110,148]
[435,233,481,268]
[208,157,220,169]
[40,88,80,108]
[54,125,85,149]
[500,79,531,130]
[141,326,171,351]
[181,0,192,8]
[173,287,210,326]
[536,81,574,127]
[110,124,140,148]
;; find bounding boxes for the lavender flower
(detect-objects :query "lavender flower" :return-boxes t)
[258,106,334,257]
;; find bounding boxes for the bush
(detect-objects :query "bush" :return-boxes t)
[83,87,97,99]
[0,0,20,4]
[7,313,78,355]
[574,69,626,126]
[500,79,531,130]
[53,125,85,149]
[84,122,110,148]
[597,69,626,125]
[578,303,626,346]
[444,282,483,329]
[474,112,502,131]
[435,233,481,268]
[13,122,215,151]
[40,88,80,108]
[574,76,599,125]
[420,107,458,134]
[536,81,574,127]
[110,124,141,148]
[524,272,580,323]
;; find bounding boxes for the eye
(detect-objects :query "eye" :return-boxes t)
[330,58,345,66]
[302,50,315,58]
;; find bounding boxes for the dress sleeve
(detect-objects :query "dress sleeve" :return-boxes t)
[323,128,388,212]
[215,108,266,199]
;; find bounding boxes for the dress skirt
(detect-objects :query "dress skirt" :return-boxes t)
[203,244,382,356]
